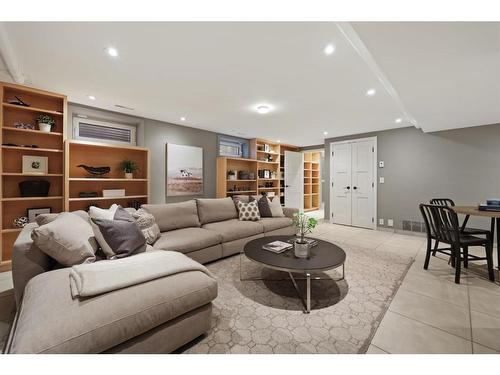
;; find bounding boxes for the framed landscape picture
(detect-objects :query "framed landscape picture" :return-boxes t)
[166,143,203,196]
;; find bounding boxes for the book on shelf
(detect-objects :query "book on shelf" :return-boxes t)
[262,240,293,253]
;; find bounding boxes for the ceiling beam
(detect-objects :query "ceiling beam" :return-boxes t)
[0,23,26,84]
[336,22,420,130]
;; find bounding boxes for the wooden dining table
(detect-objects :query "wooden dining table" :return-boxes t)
[453,205,500,269]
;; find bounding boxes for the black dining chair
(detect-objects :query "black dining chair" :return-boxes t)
[429,198,490,258]
[419,203,494,284]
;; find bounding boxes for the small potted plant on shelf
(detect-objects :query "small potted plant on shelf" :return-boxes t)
[36,114,55,133]
[291,212,318,258]
[120,160,138,179]
[227,169,236,181]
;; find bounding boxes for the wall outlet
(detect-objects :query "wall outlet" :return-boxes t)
[378,161,384,168]
[379,177,385,184]
[379,218,384,225]
[387,219,394,227]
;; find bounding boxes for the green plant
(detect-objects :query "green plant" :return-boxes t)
[36,114,55,126]
[292,213,318,243]
[121,160,138,173]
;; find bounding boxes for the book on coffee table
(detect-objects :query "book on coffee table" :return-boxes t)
[262,240,293,253]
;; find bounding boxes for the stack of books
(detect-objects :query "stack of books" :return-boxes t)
[478,199,500,212]
[286,238,318,247]
[262,241,293,253]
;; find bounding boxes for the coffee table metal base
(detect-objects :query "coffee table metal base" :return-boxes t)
[240,253,345,314]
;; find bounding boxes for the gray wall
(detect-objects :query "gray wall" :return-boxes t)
[324,124,500,230]
[68,103,219,204]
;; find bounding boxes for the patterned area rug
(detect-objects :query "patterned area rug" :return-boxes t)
[183,240,414,354]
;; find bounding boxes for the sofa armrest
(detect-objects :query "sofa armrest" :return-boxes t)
[283,207,300,219]
[12,223,52,307]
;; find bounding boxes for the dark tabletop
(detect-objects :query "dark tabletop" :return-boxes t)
[244,235,346,272]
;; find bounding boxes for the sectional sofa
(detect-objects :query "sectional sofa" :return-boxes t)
[5,197,297,354]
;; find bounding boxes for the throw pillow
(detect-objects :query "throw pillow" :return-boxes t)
[132,208,161,244]
[254,195,285,218]
[237,200,261,221]
[35,210,89,226]
[31,212,98,266]
[92,206,147,259]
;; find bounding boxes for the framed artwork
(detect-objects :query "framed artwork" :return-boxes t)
[166,143,203,196]
[27,207,51,223]
[22,155,48,175]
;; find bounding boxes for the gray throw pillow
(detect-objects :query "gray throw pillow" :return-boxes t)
[92,206,147,259]
[31,212,98,266]
[253,195,284,218]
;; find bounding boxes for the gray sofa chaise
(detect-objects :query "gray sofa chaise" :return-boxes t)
[6,197,298,354]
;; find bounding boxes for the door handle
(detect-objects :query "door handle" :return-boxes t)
[285,185,290,188]
[345,186,350,190]
[353,186,357,190]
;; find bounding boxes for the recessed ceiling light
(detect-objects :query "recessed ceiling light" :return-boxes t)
[256,104,272,114]
[324,44,335,55]
[323,131,328,135]
[366,88,376,96]
[180,117,186,121]
[276,140,281,143]
[395,118,402,124]
[106,47,119,57]
[88,95,95,100]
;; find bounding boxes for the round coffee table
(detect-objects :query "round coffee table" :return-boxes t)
[242,235,346,313]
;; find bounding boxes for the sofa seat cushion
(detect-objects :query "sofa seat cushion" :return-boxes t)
[259,217,293,232]
[7,265,217,354]
[153,227,222,254]
[202,219,264,242]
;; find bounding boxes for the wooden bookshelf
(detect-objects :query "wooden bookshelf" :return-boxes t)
[216,157,258,198]
[0,82,67,271]
[303,151,321,211]
[65,140,150,212]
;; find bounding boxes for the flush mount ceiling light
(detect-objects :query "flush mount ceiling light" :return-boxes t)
[180,117,186,121]
[324,44,335,55]
[366,88,376,96]
[323,131,329,135]
[395,118,402,124]
[88,95,95,100]
[106,47,119,57]
[256,104,272,114]
[276,140,281,143]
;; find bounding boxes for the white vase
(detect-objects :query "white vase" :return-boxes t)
[38,122,52,133]
[294,240,310,259]
[125,172,133,179]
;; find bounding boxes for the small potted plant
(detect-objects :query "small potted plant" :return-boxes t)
[292,212,318,258]
[120,160,138,179]
[228,169,237,181]
[36,114,55,133]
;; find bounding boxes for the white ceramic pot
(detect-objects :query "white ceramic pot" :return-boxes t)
[125,172,133,179]
[38,122,52,133]
[294,241,310,259]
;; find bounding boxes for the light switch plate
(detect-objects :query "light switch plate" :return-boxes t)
[379,218,384,225]
[379,177,385,184]
[378,161,384,168]
[387,219,394,227]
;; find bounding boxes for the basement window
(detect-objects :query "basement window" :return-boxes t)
[73,116,137,146]
[218,135,249,158]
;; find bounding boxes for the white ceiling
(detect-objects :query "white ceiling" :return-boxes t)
[1,22,499,145]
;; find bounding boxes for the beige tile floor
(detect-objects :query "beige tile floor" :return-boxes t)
[0,221,499,354]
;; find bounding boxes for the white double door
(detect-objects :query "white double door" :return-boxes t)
[330,138,376,229]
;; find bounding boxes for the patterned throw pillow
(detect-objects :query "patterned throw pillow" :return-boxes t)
[237,200,261,221]
[132,209,161,244]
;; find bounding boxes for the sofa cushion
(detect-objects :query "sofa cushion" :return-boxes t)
[141,200,200,232]
[259,217,293,232]
[202,219,264,242]
[153,227,222,254]
[7,265,217,354]
[196,197,238,224]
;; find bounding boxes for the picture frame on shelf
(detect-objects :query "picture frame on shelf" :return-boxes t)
[22,155,48,175]
[27,207,52,223]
